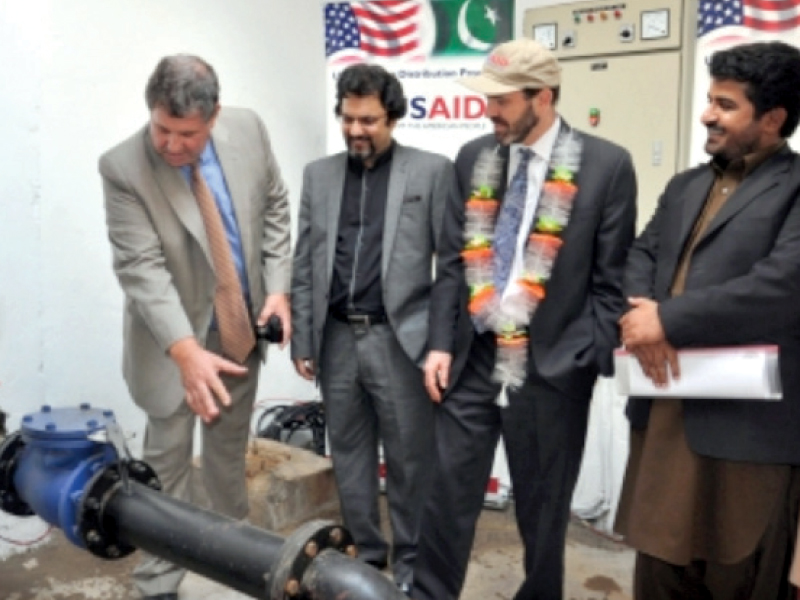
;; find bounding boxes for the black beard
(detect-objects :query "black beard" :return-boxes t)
[492,105,539,146]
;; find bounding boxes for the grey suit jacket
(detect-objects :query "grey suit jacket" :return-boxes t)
[625,146,800,465]
[430,124,637,401]
[100,107,291,418]
[291,143,457,369]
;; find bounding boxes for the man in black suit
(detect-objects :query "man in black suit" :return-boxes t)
[412,39,636,600]
[616,41,800,599]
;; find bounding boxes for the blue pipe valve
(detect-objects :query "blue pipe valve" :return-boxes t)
[0,405,136,550]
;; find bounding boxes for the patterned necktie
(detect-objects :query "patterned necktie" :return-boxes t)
[493,148,534,295]
[190,163,256,364]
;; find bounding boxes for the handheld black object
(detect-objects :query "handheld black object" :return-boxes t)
[256,315,283,343]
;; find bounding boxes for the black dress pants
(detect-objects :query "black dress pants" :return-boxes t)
[413,336,591,600]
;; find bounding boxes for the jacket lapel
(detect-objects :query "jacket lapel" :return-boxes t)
[326,155,347,281]
[144,127,212,266]
[521,119,574,236]
[698,148,792,244]
[383,144,407,277]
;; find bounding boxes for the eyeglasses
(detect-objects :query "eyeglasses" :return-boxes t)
[338,113,387,128]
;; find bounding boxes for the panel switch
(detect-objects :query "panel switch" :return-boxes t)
[652,140,663,166]
[562,30,576,48]
[619,24,635,43]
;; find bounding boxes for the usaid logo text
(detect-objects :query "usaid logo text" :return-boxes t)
[409,95,487,120]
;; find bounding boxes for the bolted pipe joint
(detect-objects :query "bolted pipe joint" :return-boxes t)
[302,549,409,600]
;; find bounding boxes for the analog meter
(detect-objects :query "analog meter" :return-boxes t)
[533,23,557,50]
[641,9,670,40]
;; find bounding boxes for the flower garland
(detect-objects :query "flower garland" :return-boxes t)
[462,133,582,390]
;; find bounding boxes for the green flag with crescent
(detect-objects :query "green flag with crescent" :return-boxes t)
[430,0,514,56]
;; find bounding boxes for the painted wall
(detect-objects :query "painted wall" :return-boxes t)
[1,0,332,556]
[0,0,328,450]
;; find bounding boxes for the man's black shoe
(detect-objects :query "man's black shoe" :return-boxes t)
[143,594,178,600]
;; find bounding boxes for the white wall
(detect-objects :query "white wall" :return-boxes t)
[0,0,326,449]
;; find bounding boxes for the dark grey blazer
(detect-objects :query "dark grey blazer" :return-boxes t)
[625,146,800,465]
[291,143,458,369]
[429,123,637,401]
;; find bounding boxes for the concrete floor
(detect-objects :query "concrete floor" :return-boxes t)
[0,502,633,600]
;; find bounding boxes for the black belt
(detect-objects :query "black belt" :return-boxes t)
[330,310,388,326]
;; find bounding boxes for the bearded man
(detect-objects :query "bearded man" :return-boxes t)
[412,39,637,600]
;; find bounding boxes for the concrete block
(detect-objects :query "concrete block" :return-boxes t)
[245,439,340,533]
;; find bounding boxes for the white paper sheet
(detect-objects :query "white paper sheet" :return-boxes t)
[614,345,782,400]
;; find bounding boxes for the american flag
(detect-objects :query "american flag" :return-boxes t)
[325,1,422,64]
[698,0,800,37]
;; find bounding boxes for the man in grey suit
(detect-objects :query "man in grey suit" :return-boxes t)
[100,55,291,600]
[290,64,456,593]
[413,40,636,600]
[616,41,800,599]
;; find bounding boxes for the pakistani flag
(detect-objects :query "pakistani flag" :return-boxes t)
[430,0,514,56]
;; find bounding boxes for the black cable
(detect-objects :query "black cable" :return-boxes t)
[254,402,326,456]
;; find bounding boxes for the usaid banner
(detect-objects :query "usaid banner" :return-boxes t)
[324,0,514,158]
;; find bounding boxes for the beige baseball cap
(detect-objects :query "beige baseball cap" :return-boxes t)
[458,39,561,95]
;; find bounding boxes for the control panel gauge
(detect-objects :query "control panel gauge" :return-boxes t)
[641,8,669,40]
[533,23,557,50]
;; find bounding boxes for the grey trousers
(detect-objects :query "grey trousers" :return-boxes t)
[132,331,261,597]
[319,318,434,586]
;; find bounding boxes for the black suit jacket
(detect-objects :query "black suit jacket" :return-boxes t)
[625,146,800,465]
[429,124,637,401]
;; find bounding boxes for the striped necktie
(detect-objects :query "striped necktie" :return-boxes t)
[190,163,255,364]
[493,147,534,295]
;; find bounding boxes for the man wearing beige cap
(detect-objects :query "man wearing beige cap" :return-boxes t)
[412,39,636,600]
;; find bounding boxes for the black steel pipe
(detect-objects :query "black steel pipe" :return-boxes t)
[80,465,407,600]
[107,479,284,598]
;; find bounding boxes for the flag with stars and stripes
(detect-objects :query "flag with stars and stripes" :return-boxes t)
[698,0,800,37]
[325,1,423,65]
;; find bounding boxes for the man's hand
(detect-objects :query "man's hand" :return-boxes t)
[620,298,679,387]
[169,337,248,423]
[629,341,680,388]
[258,293,291,349]
[424,350,452,403]
[293,358,316,381]
[620,297,667,347]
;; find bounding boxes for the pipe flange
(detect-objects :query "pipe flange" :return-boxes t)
[0,432,35,516]
[77,461,161,559]
[269,519,356,599]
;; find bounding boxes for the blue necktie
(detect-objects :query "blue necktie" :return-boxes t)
[493,148,534,295]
